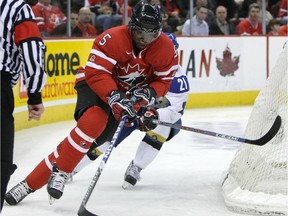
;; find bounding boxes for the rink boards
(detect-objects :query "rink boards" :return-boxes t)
[13,36,287,130]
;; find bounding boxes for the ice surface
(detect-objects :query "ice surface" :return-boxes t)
[2,106,253,216]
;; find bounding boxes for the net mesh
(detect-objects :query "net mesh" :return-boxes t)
[222,44,288,215]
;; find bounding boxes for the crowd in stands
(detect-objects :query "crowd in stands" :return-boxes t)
[26,0,288,37]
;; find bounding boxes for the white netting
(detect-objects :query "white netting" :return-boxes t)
[222,44,288,216]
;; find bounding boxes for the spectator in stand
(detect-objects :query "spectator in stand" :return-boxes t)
[182,5,209,36]
[32,0,67,37]
[237,0,256,19]
[94,0,123,34]
[176,0,190,19]
[193,0,216,27]
[82,0,102,26]
[71,10,80,30]
[237,0,273,27]
[110,0,124,28]
[72,7,97,37]
[267,19,280,36]
[159,5,173,32]
[278,24,288,36]
[277,0,288,25]
[236,3,262,35]
[162,0,185,33]
[51,9,79,36]
[51,0,67,13]
[213,0,238,22]
[209,5,236,35]
[257,0,273,27]
[267,0,279,18]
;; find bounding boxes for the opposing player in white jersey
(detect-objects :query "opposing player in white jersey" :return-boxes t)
[74,33,190,188]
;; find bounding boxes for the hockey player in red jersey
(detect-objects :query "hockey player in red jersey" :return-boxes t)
[5,1,178,205]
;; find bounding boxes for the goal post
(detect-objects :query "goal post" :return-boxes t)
[222,44,288,215]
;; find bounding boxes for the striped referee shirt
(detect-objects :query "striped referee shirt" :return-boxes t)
[0,0,47,104]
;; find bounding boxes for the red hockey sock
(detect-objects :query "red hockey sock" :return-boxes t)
[26,151,57,190]
[56,106,108,173]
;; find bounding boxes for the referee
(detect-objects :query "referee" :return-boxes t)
[0,0,47,211]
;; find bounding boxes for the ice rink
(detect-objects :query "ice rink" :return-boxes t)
[2,106,255,216]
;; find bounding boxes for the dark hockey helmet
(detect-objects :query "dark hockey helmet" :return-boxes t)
[129,1,162,49]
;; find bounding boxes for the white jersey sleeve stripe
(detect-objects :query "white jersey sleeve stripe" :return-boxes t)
[86,61,112,74]
[90,49,117,65]
[161,77,174,80]
[154,64,178,76]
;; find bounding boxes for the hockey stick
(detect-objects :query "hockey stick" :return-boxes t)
[78,116,126,216]
[157,115,281,146]
[78,96,137,216]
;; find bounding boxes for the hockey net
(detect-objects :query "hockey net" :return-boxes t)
[222,44,288,216]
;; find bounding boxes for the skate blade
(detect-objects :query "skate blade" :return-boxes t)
[67,175,73,183]
[48,195,55,205]
[122,181,133,190]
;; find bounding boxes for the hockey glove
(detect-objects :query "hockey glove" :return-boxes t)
[138,108,159,131]
[108,90,137,125]
[131,86,157,108]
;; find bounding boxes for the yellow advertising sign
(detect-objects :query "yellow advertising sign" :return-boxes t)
[14,39,94,130]
[14,39,94,108]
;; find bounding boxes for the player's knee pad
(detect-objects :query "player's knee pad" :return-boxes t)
[77,106,108,139]
[87,147,102,160]
[143,131,167,150]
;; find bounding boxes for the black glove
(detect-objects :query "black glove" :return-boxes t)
[138,108,159,131]
[108,90,137,124]
[130,86,157,108]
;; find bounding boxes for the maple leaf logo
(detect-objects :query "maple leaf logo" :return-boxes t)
[89,54,96,62]
[118,63,146,86]
[216,45,240,77]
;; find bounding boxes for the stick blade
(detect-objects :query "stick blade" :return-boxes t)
[78,204,99,216]
[248,115,282,145]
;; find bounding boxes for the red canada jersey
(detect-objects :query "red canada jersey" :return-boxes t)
[76,23,97,37]
[236,19,262,35]
[32,3,67,34]
[80,25,178,103]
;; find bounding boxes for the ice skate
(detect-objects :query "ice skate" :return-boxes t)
[122,161,142,189]
[47,163,69,200]
[5,180,34,205]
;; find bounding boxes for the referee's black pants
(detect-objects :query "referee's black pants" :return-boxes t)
[1,72,17,211]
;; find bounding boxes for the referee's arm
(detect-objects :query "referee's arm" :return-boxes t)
[14,5,47,105]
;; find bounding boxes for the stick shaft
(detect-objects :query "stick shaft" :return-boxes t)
[78,117,126,216]
[158,115,281,146]
[78,96,137,216]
